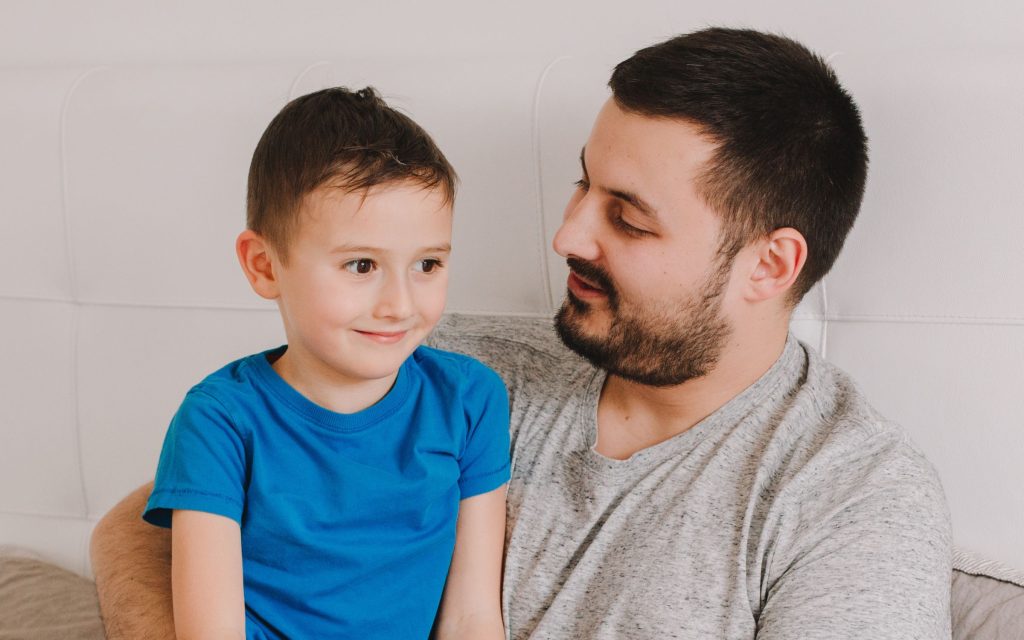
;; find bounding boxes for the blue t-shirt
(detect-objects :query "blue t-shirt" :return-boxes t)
[144,345,511,639]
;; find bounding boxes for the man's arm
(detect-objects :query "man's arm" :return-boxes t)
[757,441,952,638]
[90,482,176,640]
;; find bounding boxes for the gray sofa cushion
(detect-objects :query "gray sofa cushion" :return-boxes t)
[0,551,105,640]
[952,548,1024,639]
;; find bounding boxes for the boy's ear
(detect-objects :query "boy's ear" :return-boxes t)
[742,227,807,303]
[236,230,281,300]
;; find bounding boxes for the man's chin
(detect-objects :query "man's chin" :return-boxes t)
[556,299,590,332]
[554,295,730,387]
[555,303,607,356]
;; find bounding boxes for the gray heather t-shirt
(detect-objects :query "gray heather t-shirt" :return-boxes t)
[430,314,952,640]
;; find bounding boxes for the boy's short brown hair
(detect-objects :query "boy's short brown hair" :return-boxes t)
[246,87,457,262]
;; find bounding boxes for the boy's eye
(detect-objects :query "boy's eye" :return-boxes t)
[343,259,376,274]
[574,178,590,192]
[415,259,443,273]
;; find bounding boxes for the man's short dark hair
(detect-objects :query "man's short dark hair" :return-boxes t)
[610,27,868,303]
[246,86,457,262]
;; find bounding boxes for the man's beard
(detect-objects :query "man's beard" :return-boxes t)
[555,256,733,387]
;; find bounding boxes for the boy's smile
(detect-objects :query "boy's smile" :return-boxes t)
[355,329,409,344]
[243,180,453,413]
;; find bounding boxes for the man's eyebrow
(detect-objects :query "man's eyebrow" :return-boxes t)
[608,188,657,218]
[579,146,657,218]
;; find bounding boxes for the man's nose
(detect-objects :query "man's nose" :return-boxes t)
[552,194,601,262]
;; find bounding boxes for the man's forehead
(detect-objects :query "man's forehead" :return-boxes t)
[587,99,717,162]
[579,145,658,219]
[581,102,718,210]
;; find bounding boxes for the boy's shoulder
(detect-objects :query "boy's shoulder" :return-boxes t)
[185,346,284,404]
[410,344,504,390]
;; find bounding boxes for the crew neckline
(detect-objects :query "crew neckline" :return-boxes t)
[248,345,414,433]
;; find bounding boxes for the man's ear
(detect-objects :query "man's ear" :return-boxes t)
[236,230,281,300]
[743,227,807,303]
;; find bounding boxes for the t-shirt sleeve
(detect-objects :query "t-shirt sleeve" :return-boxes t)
[456,361,511,500]
[143,389,248,528]
[757,430,952,639]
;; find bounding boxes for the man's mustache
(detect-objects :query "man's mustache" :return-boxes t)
[566,257,618,302]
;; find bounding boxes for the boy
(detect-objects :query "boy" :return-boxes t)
[143,87,509,639]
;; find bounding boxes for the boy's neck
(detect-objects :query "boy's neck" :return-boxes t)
[270,348,398,414]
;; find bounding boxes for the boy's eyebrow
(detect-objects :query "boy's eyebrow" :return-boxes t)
[579,145,658,220]
[330,243,452,254]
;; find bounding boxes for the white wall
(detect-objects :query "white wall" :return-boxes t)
[4,1,1022,66]
[2,0,1022,575]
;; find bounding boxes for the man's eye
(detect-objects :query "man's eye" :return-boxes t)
[414,259,443,273]
[343,259,376,274]
[574,178,590,192]
[611,213,652,238]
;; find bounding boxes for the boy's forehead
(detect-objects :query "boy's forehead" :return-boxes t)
[299,181,452,220]
[288,181,454,247]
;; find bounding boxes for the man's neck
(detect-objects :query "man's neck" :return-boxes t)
[594,325,789,460]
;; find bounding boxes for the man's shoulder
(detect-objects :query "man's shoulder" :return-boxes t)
[798,342,910,441]
[429,313,582,372]
[426,313,595,413]
[745,342,953,640]
[429,313,560,351]
[782,341,943,495]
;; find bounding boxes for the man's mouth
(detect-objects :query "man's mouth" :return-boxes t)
[567,271,607,299]
[564,257,617,306]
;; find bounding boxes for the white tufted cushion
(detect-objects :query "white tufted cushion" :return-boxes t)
[1,52,1021,579]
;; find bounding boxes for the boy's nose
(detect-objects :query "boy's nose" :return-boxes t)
[374,273,414,320]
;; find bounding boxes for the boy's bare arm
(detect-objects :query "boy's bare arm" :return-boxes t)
[434,485,507,640]
[171,510,245,639]
[90,482,176,640]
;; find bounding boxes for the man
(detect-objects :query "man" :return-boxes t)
[92,27,952,639]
